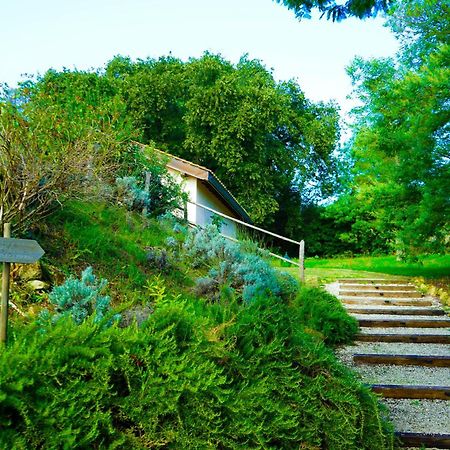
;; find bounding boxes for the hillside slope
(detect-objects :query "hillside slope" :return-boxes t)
[1,200,395,449]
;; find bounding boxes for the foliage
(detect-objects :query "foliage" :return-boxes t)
[40,267,117,326]
[274,0,394,21]
[0,286,394,449]
[34,201,177,296]
[17,54,340,227]
[115,176,150,211]
[145,247,172,273]
[343,0,450,256]
[294,286,359,345]
[184,225,299,302]
[0,103,116,234]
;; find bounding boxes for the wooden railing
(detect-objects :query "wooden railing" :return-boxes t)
[184,201,305,281]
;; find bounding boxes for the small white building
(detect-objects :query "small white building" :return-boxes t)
[156,149,252,238]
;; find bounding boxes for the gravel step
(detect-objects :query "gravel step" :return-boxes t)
[342,364,450,387]
[347,308,446,316]
[359,327,450,335]
[353,354,450,367]
[337,343,450,362]
[372,384,450,400]
[340,290,423,298]
[382,399,450,435]
[357,318,450,328]
[341,298,433,306]
[342,284,418,292]
[338,278,410,284]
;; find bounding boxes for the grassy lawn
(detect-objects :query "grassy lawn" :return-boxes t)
[306,254,450,279]
[274,254,449,287]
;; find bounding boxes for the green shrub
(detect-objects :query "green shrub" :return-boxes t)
[0,287,392,449]
[115,159,186,217]
[0,319,125,449]
[294,286,359,346]
[40,266,118,326]
[222,295,391,449]
[184,225,299,303]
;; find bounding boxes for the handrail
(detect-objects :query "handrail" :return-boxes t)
[181,201,305,281]
[219,231,300,267]
[189,201,302,246]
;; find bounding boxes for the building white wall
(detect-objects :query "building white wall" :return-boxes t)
[167,167,238,238]
[196,181,238,238]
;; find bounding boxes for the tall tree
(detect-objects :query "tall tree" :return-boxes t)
[11,54,340,232]
[343,0,449,255]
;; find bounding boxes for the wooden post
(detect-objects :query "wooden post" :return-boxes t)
[142,171,151,215]
[1,223,11,345]
[183,197,188,221]
[299,240,305,282]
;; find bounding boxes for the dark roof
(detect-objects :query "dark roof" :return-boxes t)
[142,146,252,224]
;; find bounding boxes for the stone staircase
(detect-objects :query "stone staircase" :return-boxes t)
[331,278,450,449]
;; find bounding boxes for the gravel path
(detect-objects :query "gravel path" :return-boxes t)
[336,343,450,363]
[344,364,450,386]
[331,279,450,445]
[381,399,450,434]
[350,313,450,321]
[346,306,445,312]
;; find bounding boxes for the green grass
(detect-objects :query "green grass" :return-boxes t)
[272,254,449,286]
[34,200,195,303]
[306,254,450,279]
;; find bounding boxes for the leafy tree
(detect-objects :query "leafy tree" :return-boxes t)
[18,54,340,228]
[342,0,449,255]
[0,101,118,234]
[274,0,394,21]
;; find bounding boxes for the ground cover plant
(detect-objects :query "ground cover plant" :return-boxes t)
[0,277,393,449]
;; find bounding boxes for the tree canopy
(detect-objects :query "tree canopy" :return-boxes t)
[275,0,394,21]
[335,0,449,255]
[12,54,340,228]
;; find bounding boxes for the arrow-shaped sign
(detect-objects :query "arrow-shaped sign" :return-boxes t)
[0,237,45,264]
[1,226,45,345]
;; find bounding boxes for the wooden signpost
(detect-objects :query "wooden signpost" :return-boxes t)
[0,223,45,344]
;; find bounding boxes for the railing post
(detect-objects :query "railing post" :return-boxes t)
[183,197,188,221]
[299,240,305,282]
[142,171,151,215]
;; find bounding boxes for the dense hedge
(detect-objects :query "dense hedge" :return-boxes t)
[294,286,359,346]
[0,288,393,449]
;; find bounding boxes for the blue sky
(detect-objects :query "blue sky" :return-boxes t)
[0,0,398,115]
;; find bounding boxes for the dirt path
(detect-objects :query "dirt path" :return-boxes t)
[328,278,450,449]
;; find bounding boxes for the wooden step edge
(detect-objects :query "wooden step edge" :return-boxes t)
[342,299,433,306]
[353,354,450,367]
[338,279,410,283]
[371,384,450,400]
[357,334,450,344]
[347,308,446,316]
[395,431,450,449]
[343,287,418,293]
[358,319,450,328]
[340,291,423,298]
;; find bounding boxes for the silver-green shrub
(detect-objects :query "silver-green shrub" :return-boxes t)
[42,267,117,325]
[184,225,299,302]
